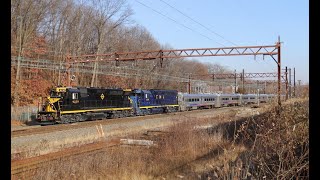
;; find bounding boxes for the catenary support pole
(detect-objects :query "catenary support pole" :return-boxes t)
[293,68,296,97]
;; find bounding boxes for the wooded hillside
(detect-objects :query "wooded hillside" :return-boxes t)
[11,0,231,106]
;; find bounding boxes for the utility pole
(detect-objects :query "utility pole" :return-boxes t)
[242,69,245,94]
[293,68,296,97]
[289,68,291,98]
[241,69,245,94]
[234,69,237,93]
[277,36,281,106]
[298,80,301,97]
[257,89,260,106]
[13,16,23,106]
[188,74,191,94]
[285,66,288,100]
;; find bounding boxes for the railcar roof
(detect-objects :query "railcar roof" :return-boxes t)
[218,94,240,97]
[180,93,219,97]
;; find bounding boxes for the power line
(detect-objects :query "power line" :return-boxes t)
[158,0,238,47]
[134,0,226,47]
[12,56,236,86]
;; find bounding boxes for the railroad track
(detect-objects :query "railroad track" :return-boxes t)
[12,106,245,138]
[11,138,120,178]
[11,113,176,138]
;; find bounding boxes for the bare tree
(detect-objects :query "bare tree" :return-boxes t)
[87,0,133,87]
[207,62,231,74]
[11,0,50,105]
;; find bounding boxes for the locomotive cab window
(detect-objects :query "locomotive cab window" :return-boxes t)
[72,93,78,100]
[50,91,63,97]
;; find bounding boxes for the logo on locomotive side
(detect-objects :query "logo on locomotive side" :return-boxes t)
[100,93,105,100]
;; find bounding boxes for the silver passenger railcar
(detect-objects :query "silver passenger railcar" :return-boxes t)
[178,93,218,111]
[178,92,281,112]
[241,94,258,105]
[216,93,241,107]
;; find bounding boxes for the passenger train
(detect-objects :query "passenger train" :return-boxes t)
[36,86,281,125]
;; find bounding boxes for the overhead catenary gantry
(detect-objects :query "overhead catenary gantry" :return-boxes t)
[66,38,282,106]
[185,71,286,95]
[210,72,285,80]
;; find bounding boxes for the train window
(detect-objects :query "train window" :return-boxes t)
[109,90,123,95]
[50,91,62,97]
[232,98,239,100]
[222,98,228,100]
[72,93,78,100]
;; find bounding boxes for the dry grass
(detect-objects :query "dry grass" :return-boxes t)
[207,98,309,179]
[11,132,106,160]
[11,119,26,126]
[18,115,228,179]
